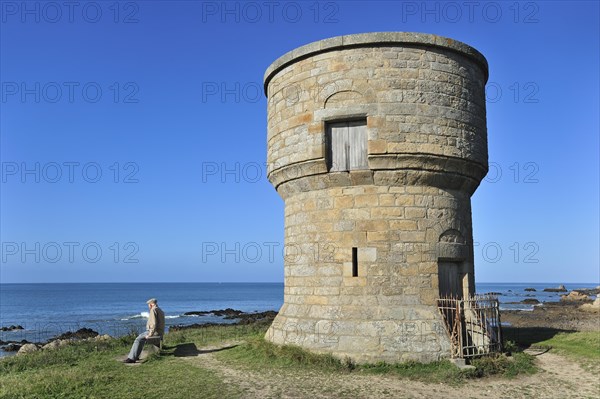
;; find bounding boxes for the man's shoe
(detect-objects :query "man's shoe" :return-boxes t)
[123,358,136,364]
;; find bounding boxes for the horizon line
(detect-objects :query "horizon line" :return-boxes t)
[0,281,598,285]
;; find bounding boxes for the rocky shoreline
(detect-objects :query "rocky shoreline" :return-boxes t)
[171,310,277,331]
[2,292,597,356]
[0,327,110,355]
[502,299,599,332]
[0,309,278,355]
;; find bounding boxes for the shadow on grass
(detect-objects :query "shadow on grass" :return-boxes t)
[503,326,574,348]
[161,343,239,357]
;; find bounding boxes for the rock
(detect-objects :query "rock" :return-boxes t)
[17,343,39,355]
[543,285,567,292]
[213,308,245,317]
[184,308,245,317]
[171,310,278,331]
[2,343,22,352]
[524,288,536,292]
[229,310,278,324]
[571,287,600,296]
[560,291,590,302]
[53,328,99,341]
[43,340,61,350]
[483,292,502,296]
[521,298,540,304]
[580,297,600,312]
[0,325,24,332]
[183,311,211,316]
[94,334,112,341]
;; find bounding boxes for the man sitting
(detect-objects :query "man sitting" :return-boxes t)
[123,298,165,363]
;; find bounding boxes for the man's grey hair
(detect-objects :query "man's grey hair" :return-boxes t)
[146,298,157,305]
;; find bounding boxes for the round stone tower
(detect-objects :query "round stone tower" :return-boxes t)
[264,32,489,363]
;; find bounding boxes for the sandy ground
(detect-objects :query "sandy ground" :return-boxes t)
[179,341,599,399]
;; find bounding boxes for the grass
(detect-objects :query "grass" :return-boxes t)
[217,335,350,373]
[533,331,600,371]
[504,326,600,371]
[470,352,537,378]
[0,326,257,399]
[217,335,537,385]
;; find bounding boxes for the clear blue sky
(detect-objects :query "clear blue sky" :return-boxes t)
[1,1,598,284]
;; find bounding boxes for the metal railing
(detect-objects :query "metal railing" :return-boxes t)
[437,295,503,358]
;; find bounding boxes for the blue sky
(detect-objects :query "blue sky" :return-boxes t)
[1,1,598,284]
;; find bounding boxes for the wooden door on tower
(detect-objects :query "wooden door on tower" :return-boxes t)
[438,261,463,299]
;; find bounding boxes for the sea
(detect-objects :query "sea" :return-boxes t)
[1,282,597,358]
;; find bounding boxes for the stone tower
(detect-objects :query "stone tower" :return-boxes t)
[264,32,488,363]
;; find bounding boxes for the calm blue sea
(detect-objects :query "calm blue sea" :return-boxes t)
[0,283,284,356]
[1,282,597,357]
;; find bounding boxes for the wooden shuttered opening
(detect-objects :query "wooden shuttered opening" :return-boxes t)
[327,119,368,172]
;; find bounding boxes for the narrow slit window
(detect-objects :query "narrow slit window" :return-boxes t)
[352,247,358,277]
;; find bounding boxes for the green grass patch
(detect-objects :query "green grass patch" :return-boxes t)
[0,333,242,399]
[504,328,599,371]
[533,331,600,370]
[164,320,270,348]
[470,352,537,378]
[217,336,537,385]
[217,335,348,372]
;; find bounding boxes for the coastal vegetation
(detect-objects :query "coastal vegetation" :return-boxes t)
[0,318,546,399]
[1,304,598,399]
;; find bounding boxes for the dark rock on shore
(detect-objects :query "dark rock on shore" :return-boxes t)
[505,299,540,305]
[572,287,600,296]
[521,298,540,304]
[483,292,502,296]
[52,328,99,341]
[0,339,32,352]
[183,308,245,317]
[214,308,245,317]
[0,325,24,332]
[524,288,536,292]
[182,311,210,316]
[502,300,599,332]
[227,310,278,324]
[2,343,22,352]
[171,310,278,331]
[0,339,28,346]
[543,285,567,292]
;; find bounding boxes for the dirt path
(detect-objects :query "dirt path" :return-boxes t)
[181,342,599,399]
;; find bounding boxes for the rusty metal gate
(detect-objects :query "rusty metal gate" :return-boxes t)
[437,295,503,358]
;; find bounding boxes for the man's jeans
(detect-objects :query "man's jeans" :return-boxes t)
[127,331,149,361]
